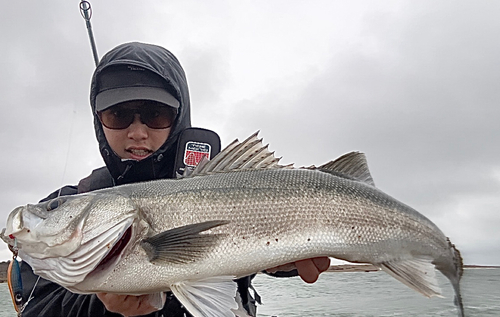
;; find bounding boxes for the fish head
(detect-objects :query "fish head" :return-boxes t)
[3,192,141,288]
[4,194,97,259]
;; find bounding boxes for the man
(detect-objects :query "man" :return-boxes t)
[20,42,330,316]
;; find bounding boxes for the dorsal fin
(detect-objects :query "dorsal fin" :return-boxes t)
[189,132,292,176]
[317,152,375,186]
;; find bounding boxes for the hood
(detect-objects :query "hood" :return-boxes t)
[90,42,191,184]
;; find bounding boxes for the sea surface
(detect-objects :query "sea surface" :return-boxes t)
[252,268,499,316]
[0,268,497,316]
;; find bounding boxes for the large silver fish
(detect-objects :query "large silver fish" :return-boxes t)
[2,132,464,317]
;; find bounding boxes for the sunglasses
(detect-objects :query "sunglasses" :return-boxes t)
[98,103,176,130]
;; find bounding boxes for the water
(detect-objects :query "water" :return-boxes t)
[252,268,500,316]
[0,269,497,316]
[0,283,15,317]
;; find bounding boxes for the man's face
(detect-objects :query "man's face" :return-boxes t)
[100,100,175,161]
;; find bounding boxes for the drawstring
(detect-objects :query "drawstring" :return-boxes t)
[116,163,133,181]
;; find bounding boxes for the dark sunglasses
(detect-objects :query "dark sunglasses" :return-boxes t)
[98,104,176,130]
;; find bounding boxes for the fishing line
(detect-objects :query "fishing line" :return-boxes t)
[20,2,101,314]
[57,109,77,198]
[56,0,99,197]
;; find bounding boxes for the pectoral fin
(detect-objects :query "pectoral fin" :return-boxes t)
[170,276,238,317]
[377,257,442,298]
[140,220,229,264]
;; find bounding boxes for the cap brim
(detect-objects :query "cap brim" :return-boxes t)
[95,87,180,112]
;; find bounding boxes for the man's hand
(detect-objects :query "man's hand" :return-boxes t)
[267,257,331,283]
[97,293,164,317]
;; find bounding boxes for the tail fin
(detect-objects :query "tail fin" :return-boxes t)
[436,238,464,317]
[449,239,465,317]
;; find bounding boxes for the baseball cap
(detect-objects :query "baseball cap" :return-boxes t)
[95,65,180,112]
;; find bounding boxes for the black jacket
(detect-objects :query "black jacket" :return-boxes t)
[20,42,259,317]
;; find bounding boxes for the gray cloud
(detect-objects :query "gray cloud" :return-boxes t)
[0,1,498,266]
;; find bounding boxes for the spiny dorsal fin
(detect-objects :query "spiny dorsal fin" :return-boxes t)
[317,152,375,186]
[189,132,292,176]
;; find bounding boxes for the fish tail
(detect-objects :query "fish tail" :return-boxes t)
[448,238,465,317]
[449,238,464,280]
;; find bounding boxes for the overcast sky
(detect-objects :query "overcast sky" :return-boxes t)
[1,1,499,266]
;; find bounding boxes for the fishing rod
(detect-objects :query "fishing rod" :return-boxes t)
[77,1,223,177]
[6,4,101,315]
[79,0,99,66]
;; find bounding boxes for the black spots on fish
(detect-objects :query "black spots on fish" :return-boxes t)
[265,238,279,246]
[307,238,311,242]
[349,226,362,239]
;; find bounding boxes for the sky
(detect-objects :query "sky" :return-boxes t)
[0,1,499,266]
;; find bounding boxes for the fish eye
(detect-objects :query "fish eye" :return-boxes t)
[46,198,66,211]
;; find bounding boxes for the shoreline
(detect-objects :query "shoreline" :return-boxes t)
[326,264,500,273]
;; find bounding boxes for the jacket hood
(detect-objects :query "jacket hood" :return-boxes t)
[90,42,191,184]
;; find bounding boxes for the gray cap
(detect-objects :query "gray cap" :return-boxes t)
[95,65,180,112]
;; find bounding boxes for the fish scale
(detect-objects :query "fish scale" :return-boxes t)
[94,168,448,284]
[2,132,465,317]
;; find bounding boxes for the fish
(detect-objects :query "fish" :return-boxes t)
[1,132,465,317]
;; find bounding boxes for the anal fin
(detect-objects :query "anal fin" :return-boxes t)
[377,257,442,298]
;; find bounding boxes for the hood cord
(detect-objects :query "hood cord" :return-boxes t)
[116,163,133,182]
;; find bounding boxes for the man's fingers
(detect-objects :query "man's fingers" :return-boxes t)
[296,259,320,283]
[96,292,160,316]
[296,257,331,283]
[313,257,331,272]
